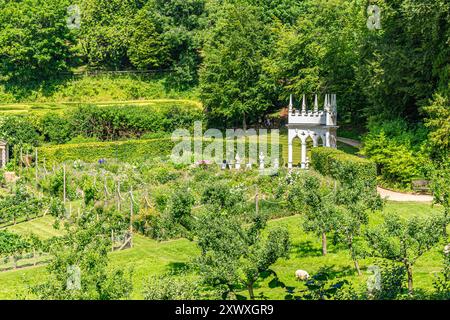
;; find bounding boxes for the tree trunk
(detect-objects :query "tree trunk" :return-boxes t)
[321,232,327,256]
[247,283,255,300]
[349,237,361,275]
[353,258,361,276]
[243,113,247,131]
[406,263,414,295]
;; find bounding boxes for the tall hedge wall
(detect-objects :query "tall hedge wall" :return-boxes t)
[311,147,377,188]
[38,138,283,165]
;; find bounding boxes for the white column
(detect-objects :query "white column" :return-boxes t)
[325,131,331,147]
[301,140,307,169]
[1,147,5,168]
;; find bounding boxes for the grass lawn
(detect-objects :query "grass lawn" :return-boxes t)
[0,201,446,300]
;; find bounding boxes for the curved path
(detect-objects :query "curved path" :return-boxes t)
[337,137,434,202]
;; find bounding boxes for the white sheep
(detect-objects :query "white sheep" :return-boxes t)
[295,269,310,281]
[444,244,450,255]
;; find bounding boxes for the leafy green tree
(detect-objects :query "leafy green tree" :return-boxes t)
[78,0,140,69]
[31,210,132,300]
[194,211,289,299]
[357,0,450,124]
[0,116,40,151]
[40,113,73,144]
[200,1,272,129]
[433,250,450,299]
[128,7,169,70]
[429,160,450,238]
[422,93,450,160]
[0,0,75,82]
[288,172,339,256]
[365,213,444,295]
[333,175,382,275]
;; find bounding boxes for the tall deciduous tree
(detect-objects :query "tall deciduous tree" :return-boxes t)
[200,1,272,129]
[0,0,75,82]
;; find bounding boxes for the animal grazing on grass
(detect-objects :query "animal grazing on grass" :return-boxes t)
[295,269,310,281]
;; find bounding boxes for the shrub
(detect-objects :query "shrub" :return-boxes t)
[311,147,377,190]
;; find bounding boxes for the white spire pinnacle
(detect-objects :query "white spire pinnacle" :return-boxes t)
[302,94,306,113]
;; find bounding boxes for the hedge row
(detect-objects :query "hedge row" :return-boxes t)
[38,138,283,165]
[311,147,377,188]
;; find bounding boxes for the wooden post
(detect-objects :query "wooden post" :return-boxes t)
[63,164,66,204]
[117,180,121,212]
[35,148,38,188]
[129,186,134,248]
[20,147,23,174]
[255,188,259,215]
[111,230,115,252]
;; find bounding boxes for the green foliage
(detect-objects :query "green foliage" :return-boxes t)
[433,252,450,299]
[200,181,244,210]
[0,0,74,83]
[365,213,444,294]
[38,138,176,165]
[0,116,40,150]
[30,209,133,300]
[311,147,377,189]
[0,183,45,224]
[301,271,351,300]
[361,119,429,188]
[200,1,273,128]
[422,93,450,160]
[40,113,73,144]
[287,171,339,255]
[143,274,200,300]
[371,260,406,300]
[194,210,289,299]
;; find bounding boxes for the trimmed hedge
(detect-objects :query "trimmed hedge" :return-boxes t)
[311,147,377,188]
[39,138,176,165]
[38,138,283,165]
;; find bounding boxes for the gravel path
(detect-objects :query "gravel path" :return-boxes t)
[337,137,434,203]
[377,187,433,202]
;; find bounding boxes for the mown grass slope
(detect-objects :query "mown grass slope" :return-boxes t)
[0,201,445,300]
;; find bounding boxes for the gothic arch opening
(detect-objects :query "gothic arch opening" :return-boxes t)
[291,136,302,167]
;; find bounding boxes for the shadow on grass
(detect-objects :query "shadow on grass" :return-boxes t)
[166,262,190,275]
[291,240,323,257]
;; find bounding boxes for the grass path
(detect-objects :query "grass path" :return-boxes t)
[0,99,202,115]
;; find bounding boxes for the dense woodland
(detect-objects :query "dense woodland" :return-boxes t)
[0,0,449,189]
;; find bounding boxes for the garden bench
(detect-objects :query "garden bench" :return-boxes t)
[411,179,430,194]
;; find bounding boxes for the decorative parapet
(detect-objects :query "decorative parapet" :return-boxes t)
[288,94,337,127]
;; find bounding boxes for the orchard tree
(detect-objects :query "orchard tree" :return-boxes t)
[365,213,444,295]
[334,174,382,276]
[429,160,450,238]
[31,209,132,300]
[194,211,289,300]
[288,172,339,256]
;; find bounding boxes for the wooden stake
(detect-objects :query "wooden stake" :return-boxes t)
[63,164,66,204]
[111,230,115,252]
[129,186,134,248]
[255,188,259,215]
[35,148,38,188]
